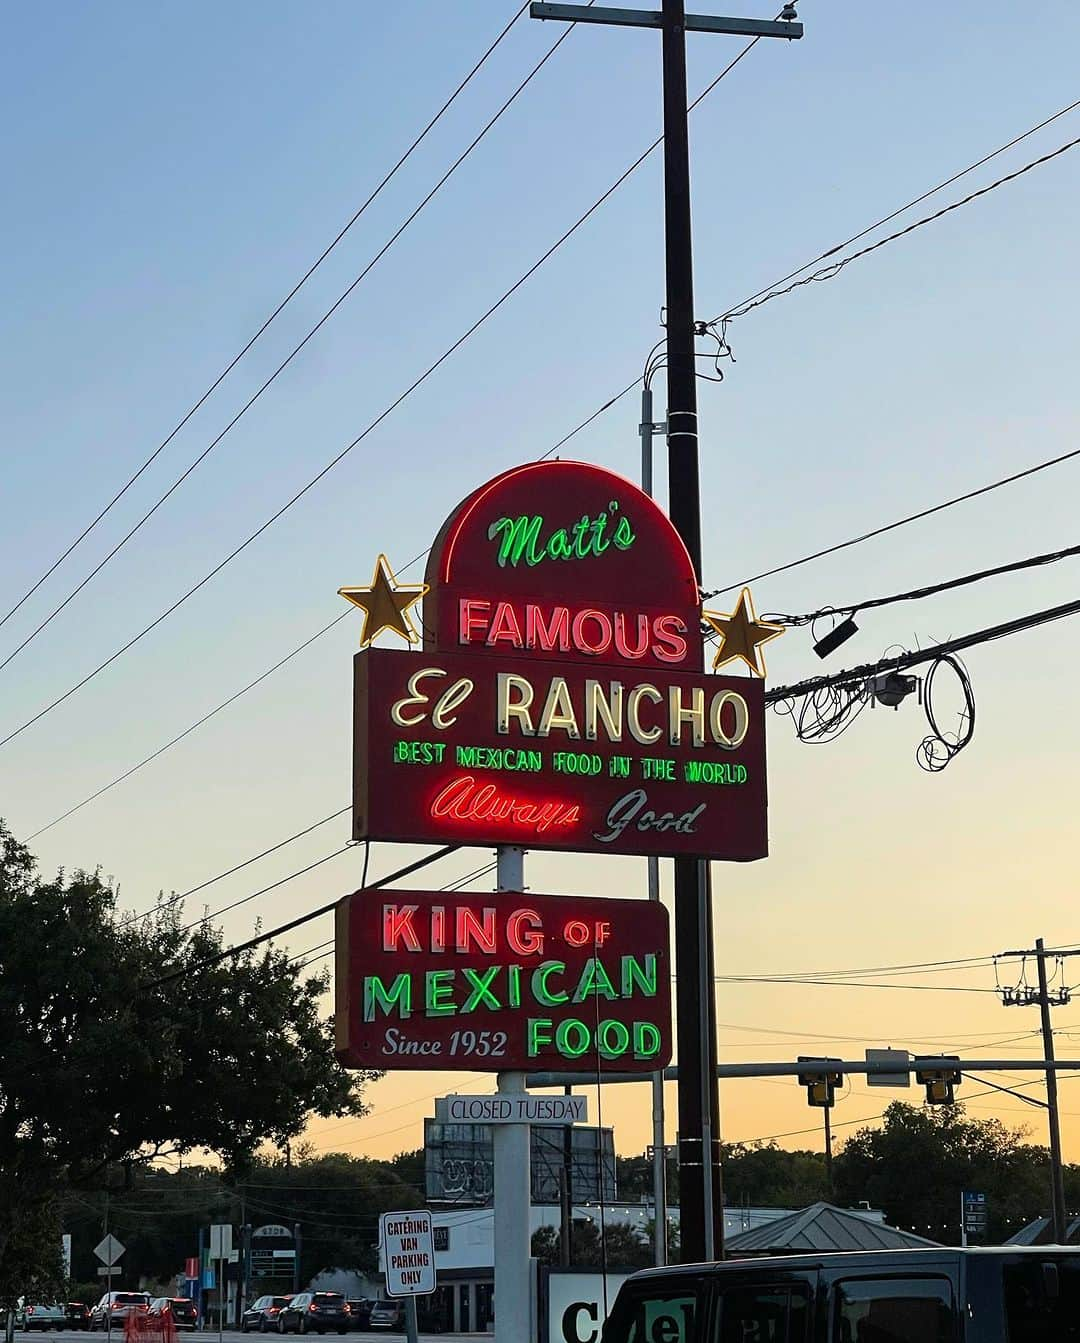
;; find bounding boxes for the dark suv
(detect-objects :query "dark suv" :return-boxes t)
[242,1296,293,1333]
[604,1247,1080,1342]
[89,1294,150,1332]
[276,1293,350,1335]
[148,1299,197,1332]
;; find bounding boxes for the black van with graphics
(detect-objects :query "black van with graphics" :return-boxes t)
[601,1248,1080,1341]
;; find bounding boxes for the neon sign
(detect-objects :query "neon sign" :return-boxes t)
[457,599,689,663]
[350,459,772,860]
[430,775,581,836]
[487,503,636,568]
[335,889,672,1073]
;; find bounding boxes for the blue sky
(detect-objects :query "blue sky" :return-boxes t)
[4,1,1080,1159]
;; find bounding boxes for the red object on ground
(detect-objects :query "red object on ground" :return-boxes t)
[125,1311,176,1343]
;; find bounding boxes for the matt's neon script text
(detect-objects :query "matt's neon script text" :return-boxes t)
[487,504,635,568]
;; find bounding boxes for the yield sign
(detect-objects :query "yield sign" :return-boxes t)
[94,1234,125,1266]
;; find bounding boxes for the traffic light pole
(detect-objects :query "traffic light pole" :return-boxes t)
[530,0,803,1266]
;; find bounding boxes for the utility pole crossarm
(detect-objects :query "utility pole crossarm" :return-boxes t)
[530,3,803,38]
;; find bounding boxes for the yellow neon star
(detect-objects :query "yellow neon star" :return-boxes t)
[703,587,785,677]
[338,555,428,648]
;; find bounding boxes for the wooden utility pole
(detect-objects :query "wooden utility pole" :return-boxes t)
[531,0,802,1262]
[998,938,1075,1243]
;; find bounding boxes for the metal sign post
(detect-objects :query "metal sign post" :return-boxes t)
[94,1232,124,1343]
[492,846,532,1343]
[380,1210,436,1343]
[209,1225,232,1342]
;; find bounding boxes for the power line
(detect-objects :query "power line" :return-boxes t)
[765,592,1080,707]
[292,857,499,971]
[705,93,1080,329]
[709,131,1080,328]
[0,5,578,675]
[27,617,352,841]
[0,2,531,643]
[714,975,997,995]
[764,538,1080,629]
[724,952,999,980]
[118,806,349,928]
[142,843,459,989]
[179,845,353,935]
[706,445,1080,600]
[0,48,763,751]
[24,380,638,840]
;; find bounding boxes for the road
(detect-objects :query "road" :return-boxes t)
[32,1333,489,1343]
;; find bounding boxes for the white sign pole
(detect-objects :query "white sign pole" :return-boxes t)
[493,845,532,1343]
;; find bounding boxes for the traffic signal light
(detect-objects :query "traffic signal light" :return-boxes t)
[915,1056,962,1105]
[797,1056,843,1109]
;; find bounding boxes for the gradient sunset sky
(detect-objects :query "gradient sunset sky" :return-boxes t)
[4,0,1080,1192]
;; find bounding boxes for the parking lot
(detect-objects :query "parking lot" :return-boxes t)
[27,1334,488,1343]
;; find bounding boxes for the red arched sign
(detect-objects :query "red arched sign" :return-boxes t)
[352,460,767,861]
[425,461,702,671]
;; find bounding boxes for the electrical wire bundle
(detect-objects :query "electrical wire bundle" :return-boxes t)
[916,654,975,773]
[770,679,870,745]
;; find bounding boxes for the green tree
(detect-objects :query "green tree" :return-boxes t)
[531,1219,652,1269]
[0,823,377,1302]
[833,1101,1053,1242]
[241,1152,424,1280]
[721,1142,827,1208]
[0,1200,63,1310]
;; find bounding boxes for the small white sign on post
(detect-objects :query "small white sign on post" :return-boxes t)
[209,1224,233,1259]
[435,1093,588,1125]
[380,1210,436,1297]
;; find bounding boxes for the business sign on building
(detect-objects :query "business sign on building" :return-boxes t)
[544,1270,632,1343]
[348,460,770,860]
[380,1210,436,1297]
[424,1119,615,1204]
[336,888,671,1072]
[250,1225,295,1281]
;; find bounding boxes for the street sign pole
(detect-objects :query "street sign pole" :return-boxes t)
[492,845,532,1343]
[404,1298,419,1343]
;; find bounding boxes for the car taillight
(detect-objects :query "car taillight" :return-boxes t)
[308,1304,318,1313]
[267,1309,279,1316]
[343,1306,351,1315]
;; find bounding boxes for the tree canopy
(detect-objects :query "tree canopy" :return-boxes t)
[833,1101,1060,1242]
[0,821,377,1305]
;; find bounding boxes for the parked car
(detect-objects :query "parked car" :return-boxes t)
[367,1302,403,1332]
[64,1304,92,1331]
[276,1293,350,1335]
[148,1298,198,1331]
[16,1304,65,1332]
[346,1300,373,1331]
[241,1296,293,1333]
[603,1246,1080,1343]
[89,1293,150,1331]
